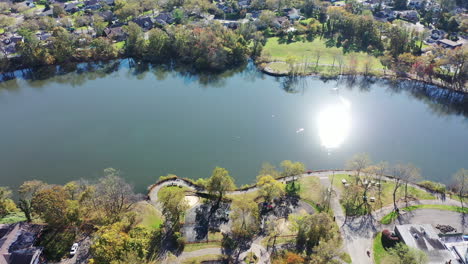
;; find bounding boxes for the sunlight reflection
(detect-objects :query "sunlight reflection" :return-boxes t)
[318,97,351,149]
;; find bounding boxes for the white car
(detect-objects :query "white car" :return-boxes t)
[70,243,79,256]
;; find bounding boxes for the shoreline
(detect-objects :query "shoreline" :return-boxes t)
[258,61,468,94]
[147,169,446,202]
[1,58,466,95]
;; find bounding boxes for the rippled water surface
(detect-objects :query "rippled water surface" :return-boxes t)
[0,61,467,191]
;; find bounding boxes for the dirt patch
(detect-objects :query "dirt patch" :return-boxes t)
[185,195,200,208]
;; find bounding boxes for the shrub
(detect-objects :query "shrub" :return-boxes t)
[418,181,446,194]
[381,229,399,248]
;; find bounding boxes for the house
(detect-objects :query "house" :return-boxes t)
[155,12,174,24]
[0,223,44,264]
[98,10,113,22]
[36,31,52,41]
[394,224,455,264]
[132,16,155,30]
[408,0,424,9]
[437,39,463,49]
[103,26,126,41]
[39,9,53,16]
[274,16,289,28]
[398,10,419,22]
[286,8,301,20]
[376,9,396,21]
[238,0,250,9]
[64,2,79,13]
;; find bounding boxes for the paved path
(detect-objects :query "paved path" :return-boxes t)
[239,236,270,264]
[148,170,460,264]
[0,224,19,264]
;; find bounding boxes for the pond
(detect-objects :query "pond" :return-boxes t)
[0,60,467,192]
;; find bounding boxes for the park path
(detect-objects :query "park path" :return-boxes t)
[0,224,20,264]
[148,170,460,264]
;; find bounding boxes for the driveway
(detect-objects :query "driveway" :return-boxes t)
[397,209,467,233]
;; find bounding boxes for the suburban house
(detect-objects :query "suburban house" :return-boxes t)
[103,26,126,41]
[0,224,44,264]
[437,39,463,49]
[132,16,155,30]
[394,224,457,264]
[398,10,419,22]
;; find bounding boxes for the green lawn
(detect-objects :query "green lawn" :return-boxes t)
[0,28,4,34]
[0,211,26,224]
[262,37,384,74]
[184,241,222,252]
[182,254,224,264]
[380,204,468,224]
[330,174,435,212]
[298,176,322,205]
[113,41,125,50]
[373,232,390,264]
[134,201,163,230]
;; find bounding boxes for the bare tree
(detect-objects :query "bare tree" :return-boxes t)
[391,163,420,212]
[94,168,141,223]
[346,153,372,184]
[453,169,468,209]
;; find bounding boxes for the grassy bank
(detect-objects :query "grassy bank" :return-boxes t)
[261,37,384,75]
[380,204,468,224]
[330,174,435,212]
[373,232,390,264]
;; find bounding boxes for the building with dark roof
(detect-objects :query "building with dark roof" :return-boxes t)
[394,224,456,264]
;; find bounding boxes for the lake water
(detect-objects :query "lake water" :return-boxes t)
[0,60,467,192]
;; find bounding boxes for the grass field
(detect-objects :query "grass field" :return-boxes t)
[183,231,223,252]
[330,174,435,211]
[373,232,390,264]
[298,176,322,206]
[113,41,125,50]
[0,211,26,224]
[182,254,224,264]
[380,204,468,224]
[262,37,384,75]
[133,201,163,230]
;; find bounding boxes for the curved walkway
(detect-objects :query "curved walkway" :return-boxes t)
[148,170,459,264]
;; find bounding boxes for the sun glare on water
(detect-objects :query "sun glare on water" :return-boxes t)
[318,97,351,149]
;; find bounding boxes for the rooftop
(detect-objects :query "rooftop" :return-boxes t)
[394,224,455,264]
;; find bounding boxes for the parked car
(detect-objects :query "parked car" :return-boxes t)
[70,243,79,256]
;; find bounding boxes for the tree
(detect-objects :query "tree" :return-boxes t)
[382,243,428,264]
[93,168,140,223]
[90,37,118,59]
[0,187,16,218]
[369,161,388,207]
[18,180,46,222]
[280,160,305,178]
[230,198,259,238]
[309,238,342,264]
[257,175,285,202]
[158,186,188,231]
[52,4,65,17]
[124,22,145,57]
[391,163,419,212]
[259,162,281,179]
[453,168,468,209]
[50,27,76,63]
[207,167,236,202]
[346,153,371,183]
[31,186,70,227]
[146,28,170,61]
[91,221,151,264]
[289,212,339,256]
